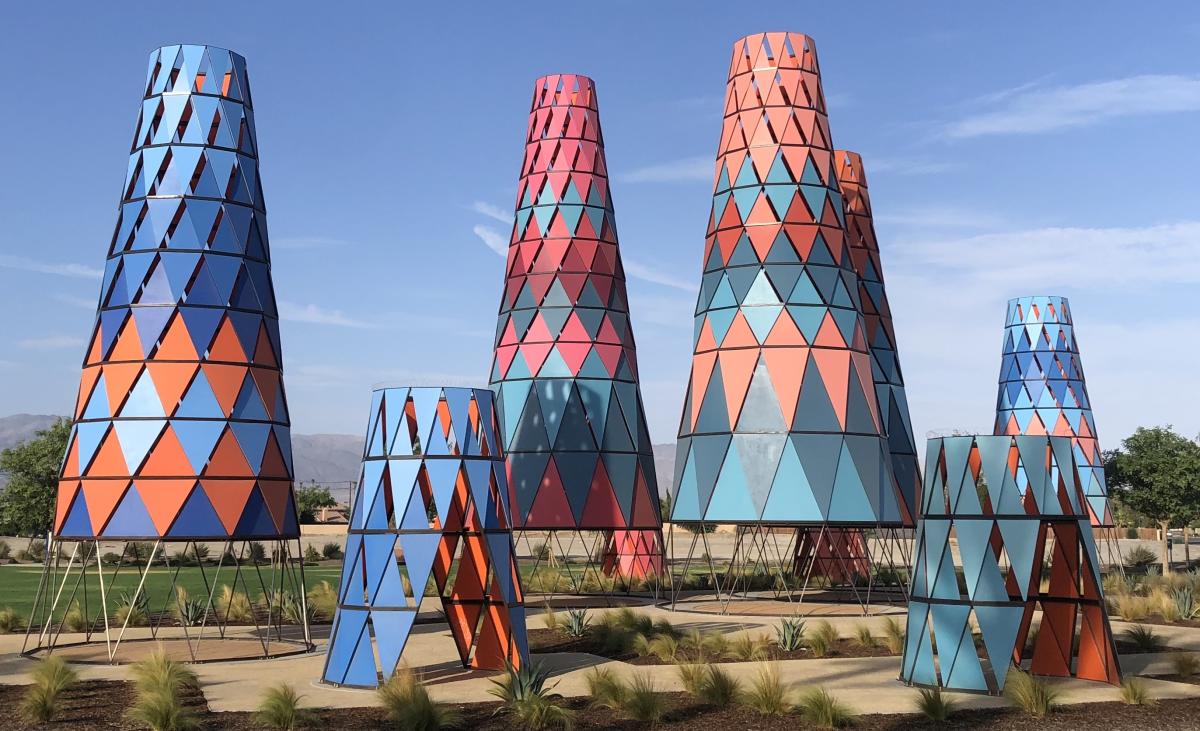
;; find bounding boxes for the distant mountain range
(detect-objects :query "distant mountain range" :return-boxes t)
[0,414,680,498]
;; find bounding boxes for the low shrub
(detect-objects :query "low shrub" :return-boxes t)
[0,607,25,633]
[0,539,10,559]
[1172,652,1200,677]
[742,663,790,715]
[797,686,852,728]
[915,687,955,721]
[28,539,46,560]
[320,541,343,561]
[775,617,806,651]
[255,683,313,730]
[808,621,839,658]
[21,656,78,722]
[303,544,322,563]
[307,580,338,621]
[64,601,89,632]
[1122,624,1164,652]
[882,616,905,655]
[1120,677,1155,706]
[1004,668,1058,718]
[1124,546,1158,569]
[378,666,461,730]
[248,541,267,563]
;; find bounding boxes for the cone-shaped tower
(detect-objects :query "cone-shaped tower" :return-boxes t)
[835,151,920,522]
[994,296,1112,526]
[54,44,297,541]
[488,74,663,580]
[670,34,902,527]
[27,45,309,663]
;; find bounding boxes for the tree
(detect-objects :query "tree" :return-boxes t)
[0,419,71,538]
[294,483,337,524]
[1106,426,1200,574]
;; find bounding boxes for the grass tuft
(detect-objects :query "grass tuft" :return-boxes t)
[698,665,742,707]
[797,686,853,728]
[742,663,791,716]
[254,683,312,730]
[378,666,461,730]
[915,687,955,721]
[21,656,78,723]
[621,673,666,725]
[585,667,627,709]
[808,621,839,658]
[1004,668,1059,718]
[1119,677,1156,706]
[1172,652,1200,677]
[1122,624,1165,652]
[852,624,875,649]
[725,633,770,662]
[882,616,905,655]
[0,606,25,633]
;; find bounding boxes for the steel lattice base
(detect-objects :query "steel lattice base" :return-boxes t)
[23,537,313,664]
[667,523,912,615]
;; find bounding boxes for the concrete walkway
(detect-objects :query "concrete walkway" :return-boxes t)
[2,601,1199,716]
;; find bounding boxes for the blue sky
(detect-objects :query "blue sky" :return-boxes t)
[2,2,1199,450]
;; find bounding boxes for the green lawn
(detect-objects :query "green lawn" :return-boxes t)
[0,563,343,621]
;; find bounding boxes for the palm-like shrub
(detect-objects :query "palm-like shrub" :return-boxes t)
[0,606,25,633]
[1004,668,1058,717]
[377,667,461,730]
[255,683,313,729]
[915,687,955,721]
[742,663,790,715]
[725,633,769,661]
[797,687,852,728]
[808,621,839,657]
[1124,546,1158,569]
[621,673,666,725]
[882,616,905,655]
[1122,624,1164,652]
[21,656,78,722]
[1120,677,1155,706]
[564,609,589,638]
[774,617,805,651]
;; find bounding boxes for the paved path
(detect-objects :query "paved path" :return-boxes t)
[2,601,1199,716]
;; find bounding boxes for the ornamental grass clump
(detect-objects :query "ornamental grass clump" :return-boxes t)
[1004,668,1059,718]
[254,683,313,730]
[808,621,839,658]
[1172,652,1200,677]
[726,633,770,661]
[21,656,78,723]
[1119,677,1156,706]
[127,649,201,731]
[377,666,461,730]
[914,687,956,721]
[852,624,876,649]
[741,663,791,716]
[1122,624,1164,652]
[797,686,852,728]
[585,667,627,709]
[882,616,905,655]
[620,673,666,725]
[488,661,574,730]
[0,606,25,633]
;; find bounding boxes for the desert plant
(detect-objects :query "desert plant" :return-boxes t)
[307,580,338,621]
[1119,677,1155,706]
[303,544,321,563]
[247,541,267,563]
[726,633,769,661]
[321,541,343,560]
[0,606,25,633]
[130,648,199,696]
[28,538,46,560]
[217,585,254,623]
[742,663,790,716]
[511,694,575,730]
[775,617,806,651]
[20,656,78,722]
[1004,668,1059,717]
[378,666,461,730]
[489,661,555,707]
[278,592,313,625]
[564,609,589,638]
[591,621,636,656]
[808,621,839,658]
[585,667,627,709]
[882,616,905,655]
[698,665,742,707]
[1172,652,1200,677]
[852,624,876,649]
[527,568,568,594]
[621,673,666,725]
[634,633,679,662]
[1122,624,1165,652]
[114,591,148,627]
[255,683,313,730]
[700,630,729,657]
[542,604,561,632]
[797,687,852,728]
[63,600,89,632]
[173,587,206,627]
[1124,545,1158,569]
[915,687,955,721]
[676,663,706,695]
[1172,586,1199,620]
[127,686,200,731]
[0,539,10,559]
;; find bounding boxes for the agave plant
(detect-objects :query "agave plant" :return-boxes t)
[173,587,206,627]
[564,609,590,638]
[1172,586,1200,620]
[488,661,555,707]
[775,617,806,652]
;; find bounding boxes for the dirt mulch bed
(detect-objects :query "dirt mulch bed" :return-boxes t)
[1,680,210,731]
[132,693,1200,731]
[528,627,895,664]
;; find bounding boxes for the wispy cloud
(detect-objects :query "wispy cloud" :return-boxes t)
[271,236,351,250]
[54,293,96,310]
[618,156,712,184]
[876,205,1003,229]
[623,259,699,293]
[287,362,481,390]
[865,157,962,177]
[946,74,1200,138]
[470,201,512,224]
[277,301,376,329]
[473,225,509,256]
[18,335,85,350]
[0,255,102,280]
